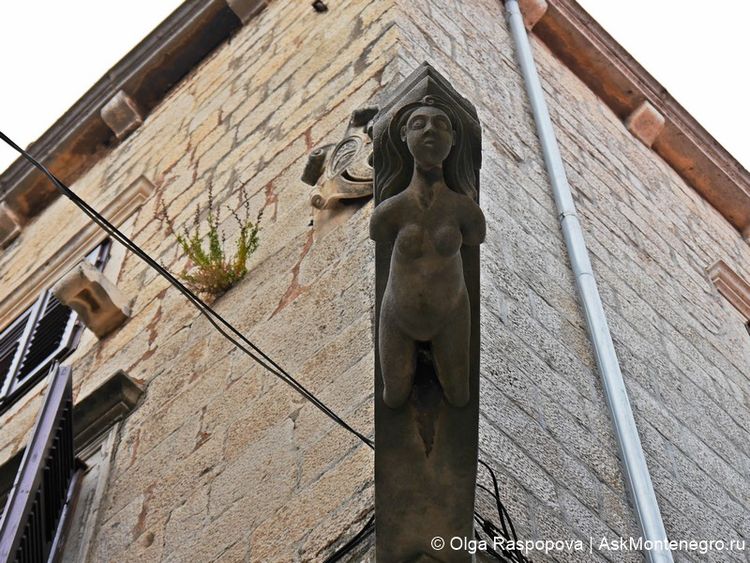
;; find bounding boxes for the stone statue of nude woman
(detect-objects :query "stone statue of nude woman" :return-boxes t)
[370,96,485,409]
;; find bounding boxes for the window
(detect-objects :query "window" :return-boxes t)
[0,364,80,562]
[707,260,750,321]
[0,241,110,412]
[0,369,144,562]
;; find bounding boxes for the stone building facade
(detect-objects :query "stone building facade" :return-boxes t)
[0,0,748,562]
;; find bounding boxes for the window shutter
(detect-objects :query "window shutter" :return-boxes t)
[0,239,111,406]
[12,293,78,389]
[0,364,80,562]
[0,312,32,397]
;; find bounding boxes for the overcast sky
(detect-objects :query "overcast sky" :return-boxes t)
[577,0,750,170]
[0,1,748,174]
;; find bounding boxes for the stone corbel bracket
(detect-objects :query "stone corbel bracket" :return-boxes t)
[225,0,267,23]
[707,260,750,321]
[0,203,22,249]
[52,262,131,339]
[100,91,144,140]
[625,100,665,149]
[519,0,548,30]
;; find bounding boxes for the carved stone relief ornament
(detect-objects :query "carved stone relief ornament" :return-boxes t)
[370,63,485,562]
[301,107,378,237]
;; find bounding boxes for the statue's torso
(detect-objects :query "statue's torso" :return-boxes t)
[384,188,470,340]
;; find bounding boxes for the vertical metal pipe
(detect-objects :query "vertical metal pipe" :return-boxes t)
[503,2,673,561]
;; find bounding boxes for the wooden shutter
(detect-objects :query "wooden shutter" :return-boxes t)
[0,311,33,398]
[0,239,111,405]
[0,364,81,562]
[10,293,78,393]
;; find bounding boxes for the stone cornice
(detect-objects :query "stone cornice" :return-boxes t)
[0,176,154,326]
[0,0,247,224]
[2,0,748,240]
[72,370,145,451]
[523,0,750,236]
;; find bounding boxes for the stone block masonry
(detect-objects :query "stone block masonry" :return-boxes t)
[393,0,750,561]
[1,0,395,560]
[0,0,747,561]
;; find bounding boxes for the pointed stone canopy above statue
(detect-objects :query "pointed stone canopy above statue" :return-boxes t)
[370,62,485,562]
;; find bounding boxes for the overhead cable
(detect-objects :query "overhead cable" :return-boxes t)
[1,132,528,563]
[0,130,373,450]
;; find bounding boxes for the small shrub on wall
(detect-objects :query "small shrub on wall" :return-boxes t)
[157,184,262,298]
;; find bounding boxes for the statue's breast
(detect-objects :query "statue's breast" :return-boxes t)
[433,224,462,256]
[395,221,462,260]
[396,224,424,258]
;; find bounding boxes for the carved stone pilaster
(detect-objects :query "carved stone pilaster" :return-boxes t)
[51,261,131,339]
[370,63,484,562]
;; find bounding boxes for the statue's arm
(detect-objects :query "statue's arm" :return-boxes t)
[461,201,486,246]
[370,198,400,242]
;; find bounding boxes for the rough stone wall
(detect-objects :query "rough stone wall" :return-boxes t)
[1,0,748,562]
[1,0,397,560]
[392,1,750,562]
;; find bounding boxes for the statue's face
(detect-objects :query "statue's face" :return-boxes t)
[401,106,454,168]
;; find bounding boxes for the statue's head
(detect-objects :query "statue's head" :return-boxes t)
[400,106,454,168]
[380,96,477,201]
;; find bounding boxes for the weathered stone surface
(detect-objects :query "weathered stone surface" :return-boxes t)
[100,90,144,140]
[52,261,131,338]
[0,1,748,562]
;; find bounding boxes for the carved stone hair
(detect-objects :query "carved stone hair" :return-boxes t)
[378,95,478,202]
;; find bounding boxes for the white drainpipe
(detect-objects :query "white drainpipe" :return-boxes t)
[503,2,673,561]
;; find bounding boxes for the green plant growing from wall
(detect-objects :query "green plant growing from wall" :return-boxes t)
[157,184,262,297]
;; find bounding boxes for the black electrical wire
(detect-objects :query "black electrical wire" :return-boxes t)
[475,461,532,562]
[323,515,374,563]
[479,459,518,542]
[0,130,373,451]
[325,463,531,562]
[0,131,529,563]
